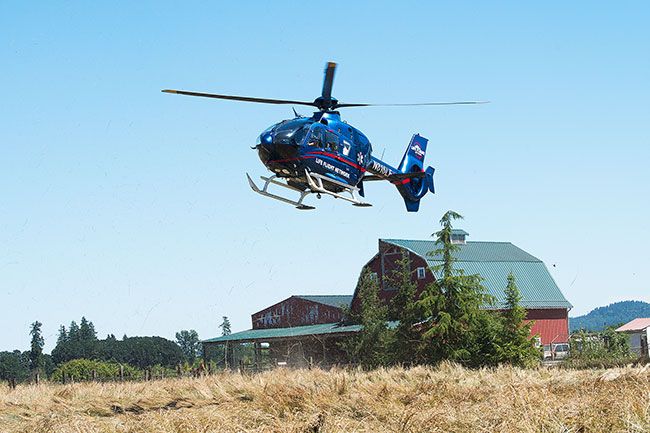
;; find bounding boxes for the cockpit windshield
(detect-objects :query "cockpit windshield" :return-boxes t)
[272,119,311,145]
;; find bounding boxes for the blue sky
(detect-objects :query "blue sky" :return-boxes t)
[1,2,648,351]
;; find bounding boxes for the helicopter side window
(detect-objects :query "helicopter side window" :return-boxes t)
[341,139,351,156]
[293,125,309,146]
[326,131,339,152]
[307,126,324,147]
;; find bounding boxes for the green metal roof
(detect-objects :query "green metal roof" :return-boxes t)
[202,322,362,343]
[451,229,470,236]
[294,295,352,308]
[203,321,399,343]
[383,239,540,262]
[381,239,572,310]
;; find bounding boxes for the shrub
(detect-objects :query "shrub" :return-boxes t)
[50,359,141,382]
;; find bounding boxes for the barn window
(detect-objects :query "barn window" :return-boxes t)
[417,267,426,280]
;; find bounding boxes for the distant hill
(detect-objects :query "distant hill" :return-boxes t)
[569,300,650,332]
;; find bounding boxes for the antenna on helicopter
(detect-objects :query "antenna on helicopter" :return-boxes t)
[292,107,302,118]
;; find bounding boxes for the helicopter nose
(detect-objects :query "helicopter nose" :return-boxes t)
[257,139,299,165]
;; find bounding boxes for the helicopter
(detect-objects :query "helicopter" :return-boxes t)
[163,62,486,211]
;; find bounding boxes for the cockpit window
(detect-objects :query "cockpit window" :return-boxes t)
[274,119,307,132]
[272,119,311,145]
[292,125,309,145]
[307,124,325,147]
[326,131,339,152]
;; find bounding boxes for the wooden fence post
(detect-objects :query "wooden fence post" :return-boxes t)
[119,364,124,382]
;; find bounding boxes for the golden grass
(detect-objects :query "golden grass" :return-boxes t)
[0,363,648,433]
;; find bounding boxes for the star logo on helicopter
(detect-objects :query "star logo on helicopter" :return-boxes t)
[357,152,365,166]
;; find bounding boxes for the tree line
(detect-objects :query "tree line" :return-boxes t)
[0,315,232,387]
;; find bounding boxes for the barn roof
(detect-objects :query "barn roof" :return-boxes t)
[293,295,352,308]
[381,239,572,310]
[616,318,650,332]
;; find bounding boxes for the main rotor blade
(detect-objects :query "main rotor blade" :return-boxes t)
[321,62,337,99]
[336,101,490,108]
[162,89,318,107]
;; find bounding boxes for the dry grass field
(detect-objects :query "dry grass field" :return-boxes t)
[1,363,648,433]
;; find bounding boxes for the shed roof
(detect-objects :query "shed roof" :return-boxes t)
[202,322,362,343]
[381,239,572,310]
[203,321,399,344]
[616,318,650,332]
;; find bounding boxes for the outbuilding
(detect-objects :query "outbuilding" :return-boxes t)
[615,318,650,357]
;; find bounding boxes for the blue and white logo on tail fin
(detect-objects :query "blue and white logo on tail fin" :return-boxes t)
[398,134,429,174]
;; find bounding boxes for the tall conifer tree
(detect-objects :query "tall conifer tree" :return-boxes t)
[29,321,44,371]
[497,273,540,366]
[418,211,493,365]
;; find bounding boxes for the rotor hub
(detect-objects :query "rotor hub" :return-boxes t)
[313,96,338,111]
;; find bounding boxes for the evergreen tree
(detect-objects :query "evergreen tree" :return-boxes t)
[175,329,201,363]
[497,273,540,366]
[386,252,423,365]
[52,317,99,363]
[76,317,98,359]
[68,321,80,341]
[56,325,68,345]
[341,268,392,369]
[219,316,232,336]
[79,317,97,341]
[52,325,72,365]
[29,321,44,372]
[418,211,494,365]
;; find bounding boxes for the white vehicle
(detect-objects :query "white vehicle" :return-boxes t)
[544,343,570,360]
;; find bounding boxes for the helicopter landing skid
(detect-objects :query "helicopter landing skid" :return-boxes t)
[246,173,315,210]
[305,171,372,208]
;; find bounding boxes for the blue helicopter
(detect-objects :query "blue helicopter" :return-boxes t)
[163,62,486,211]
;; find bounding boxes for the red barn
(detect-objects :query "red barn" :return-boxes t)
[203,230,572,368]
[355,231,572,348]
